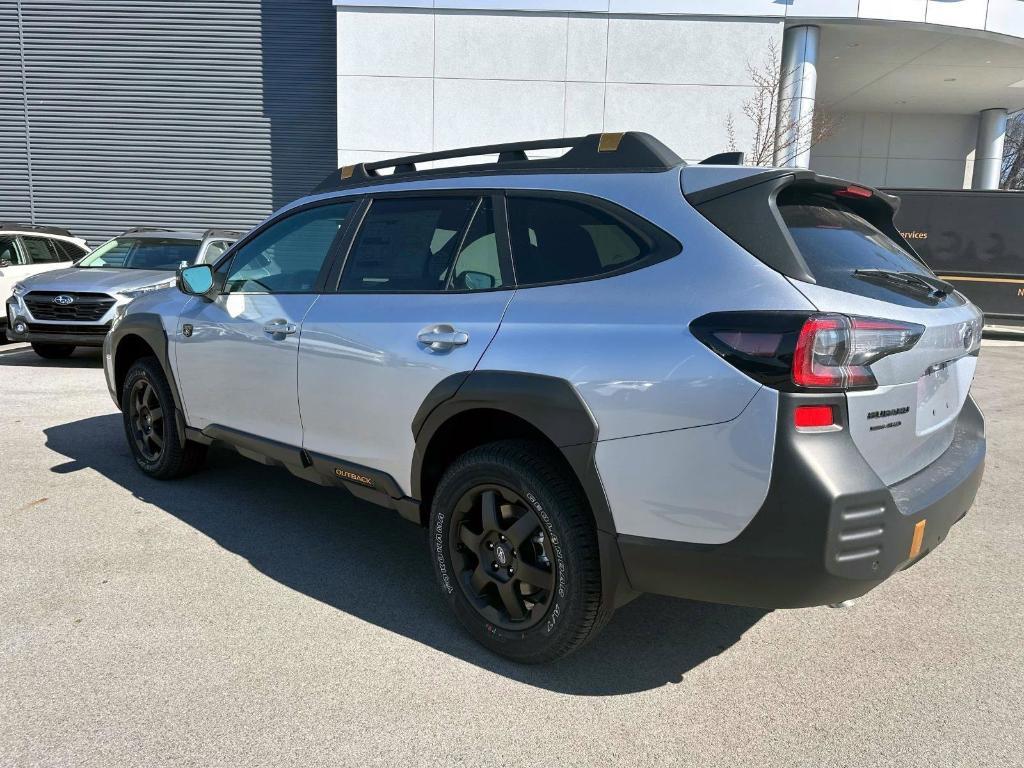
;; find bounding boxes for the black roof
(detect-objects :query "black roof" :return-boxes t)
[313,132,684,195]
[0,222,76,238]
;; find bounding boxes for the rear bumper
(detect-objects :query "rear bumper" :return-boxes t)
[618,393,986,608]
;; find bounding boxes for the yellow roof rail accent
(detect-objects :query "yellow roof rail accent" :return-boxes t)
[598,132,625,152]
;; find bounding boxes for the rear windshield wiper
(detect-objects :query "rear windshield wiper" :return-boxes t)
[853,269,955,298]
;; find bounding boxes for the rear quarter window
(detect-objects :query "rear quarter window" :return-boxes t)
[506,195,677,286]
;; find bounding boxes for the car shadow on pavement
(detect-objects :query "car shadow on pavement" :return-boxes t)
[0,345,103,368]
[44,414,767,696]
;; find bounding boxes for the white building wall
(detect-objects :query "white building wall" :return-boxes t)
[810,112,980,189]
[333,1,1024,41]
[336,8,782,167]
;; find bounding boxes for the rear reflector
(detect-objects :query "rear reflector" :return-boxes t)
[794,404,835,429]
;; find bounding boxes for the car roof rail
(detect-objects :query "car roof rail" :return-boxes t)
[122,226,181,234]
[699,151,746,166]
[313,132,684,194]
[0,221,75,238]
[201,228,243,240]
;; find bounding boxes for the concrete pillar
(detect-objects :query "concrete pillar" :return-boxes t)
[971,108,1008,190]
[775,25,820,169]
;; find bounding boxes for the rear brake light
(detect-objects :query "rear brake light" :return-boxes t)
[794,404,835,429]
[690,311,923,392]
[835,185,873,199]
[792,314,923,390]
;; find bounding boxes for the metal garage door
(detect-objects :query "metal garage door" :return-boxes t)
[2,1,335,245]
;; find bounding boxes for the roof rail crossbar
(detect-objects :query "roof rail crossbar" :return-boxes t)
[315,132,684,194]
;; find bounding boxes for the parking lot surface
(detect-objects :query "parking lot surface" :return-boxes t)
[1,340,1021,767]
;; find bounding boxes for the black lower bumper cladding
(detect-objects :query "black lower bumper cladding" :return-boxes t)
[6,321,111,348]
[618,393,986,608]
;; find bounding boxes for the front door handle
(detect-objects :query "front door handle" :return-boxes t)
[263,319,298,336]
[417,324,470,351]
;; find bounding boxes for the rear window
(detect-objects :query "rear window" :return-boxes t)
[779,198,962,307]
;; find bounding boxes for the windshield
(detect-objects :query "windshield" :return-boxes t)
[78,238,200,270]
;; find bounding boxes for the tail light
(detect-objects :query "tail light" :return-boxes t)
[690,311,924,392]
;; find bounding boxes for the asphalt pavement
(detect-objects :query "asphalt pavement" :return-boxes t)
[1,339,1021,767]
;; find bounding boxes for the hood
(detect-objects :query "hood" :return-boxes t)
[20,267,175,294]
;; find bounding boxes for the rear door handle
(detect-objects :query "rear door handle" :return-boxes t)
[263,319,298,336]
[417,324,469,351]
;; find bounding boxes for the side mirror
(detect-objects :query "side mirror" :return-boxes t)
[457,270,497,291]
[177,264,216,299]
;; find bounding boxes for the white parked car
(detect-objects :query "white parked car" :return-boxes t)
[0,223,90,339]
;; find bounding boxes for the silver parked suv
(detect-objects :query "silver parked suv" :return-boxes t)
[102,133,986,663]
[6,227,239,358]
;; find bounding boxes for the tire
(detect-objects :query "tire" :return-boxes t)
[429,439,611,663]
[121,356,207,479]
[31,343,75,359]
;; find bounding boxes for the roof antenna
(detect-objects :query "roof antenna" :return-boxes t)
[700,151,745,166]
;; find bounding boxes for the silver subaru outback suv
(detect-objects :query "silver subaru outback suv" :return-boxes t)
[103,133,986,663]
[6,227,239,358]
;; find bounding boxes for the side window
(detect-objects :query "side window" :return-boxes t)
[224,203,354,293]
[0,237,24,266]
[53,240,86,261]
[507,196,656,285]
[339,196,478,292]
[20,236,61,264]
[448,198,505,291]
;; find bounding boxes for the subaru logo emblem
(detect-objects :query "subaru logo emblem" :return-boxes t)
[53,295,74,306]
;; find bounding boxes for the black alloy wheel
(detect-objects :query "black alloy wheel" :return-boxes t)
[450,484,557,630]
[128,377,165,463]
[120,356,207,479]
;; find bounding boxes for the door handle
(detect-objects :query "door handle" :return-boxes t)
[417,324,470,351]
[263,319,298,336]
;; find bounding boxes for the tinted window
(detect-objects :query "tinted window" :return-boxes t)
[53,240,88,261]
[448,198,505,290]
[21,236,61,264]
[225,202,353,293]
[340,196,478,292]
[507,197,654,285]
[779,197,962,307]
[80,238,200,270]
[0,237,23,266]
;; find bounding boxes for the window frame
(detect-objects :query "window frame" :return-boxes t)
[504,190,682,289]
[327,189,515,295]
[210,197,363,296]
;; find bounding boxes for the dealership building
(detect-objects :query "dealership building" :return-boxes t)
[4,0,1024,240]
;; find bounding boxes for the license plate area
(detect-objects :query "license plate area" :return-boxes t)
[916,357,972,435]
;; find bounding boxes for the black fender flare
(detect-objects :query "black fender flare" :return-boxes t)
[109,313,188,444]
[412,370,616,535]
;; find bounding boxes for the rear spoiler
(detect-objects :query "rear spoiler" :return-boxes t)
[684,169,910,284]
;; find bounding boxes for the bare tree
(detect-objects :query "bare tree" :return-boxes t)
[1001,111,1024,189]
[730,41,841,166]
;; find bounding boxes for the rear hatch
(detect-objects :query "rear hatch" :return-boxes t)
[688,170,983,485]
